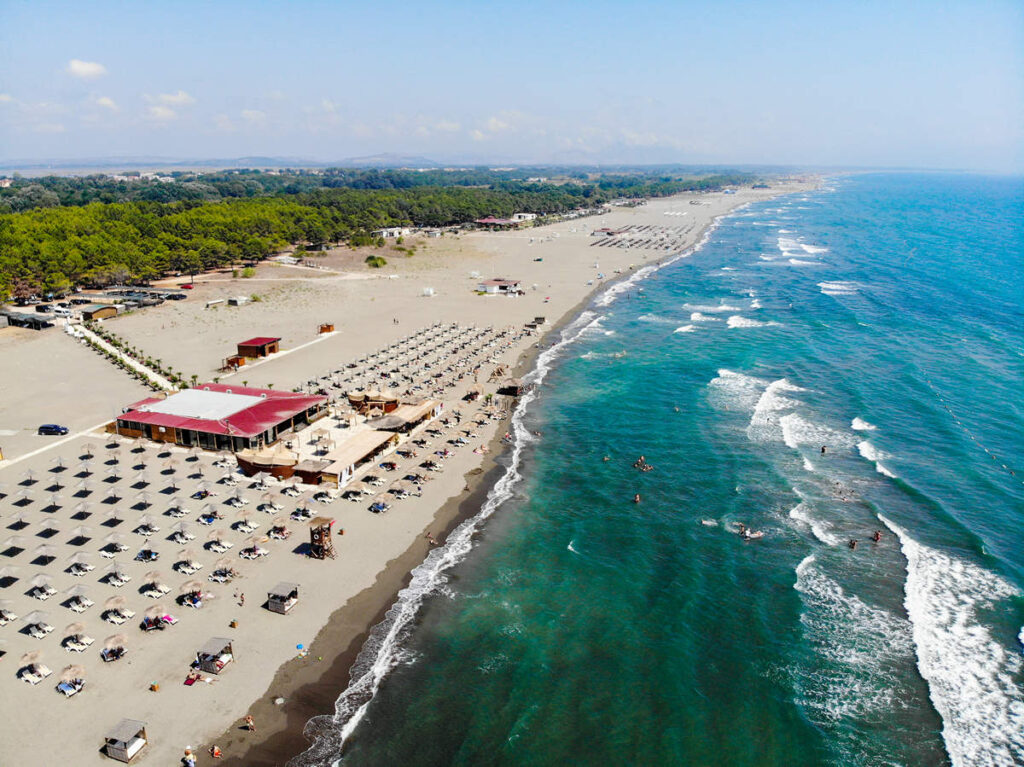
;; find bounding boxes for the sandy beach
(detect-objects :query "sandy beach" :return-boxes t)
[0,182,812,765]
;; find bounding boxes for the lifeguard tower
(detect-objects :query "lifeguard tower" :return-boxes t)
[309,516,336,559]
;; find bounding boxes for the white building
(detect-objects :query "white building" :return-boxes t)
[372,227,412,239]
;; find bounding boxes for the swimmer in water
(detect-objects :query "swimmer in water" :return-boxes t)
[872,530,882,543]
[848,539,858,550]
[633,494,641,504]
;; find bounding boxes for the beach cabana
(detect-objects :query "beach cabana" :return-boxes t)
[196,637,233,674]
[103,719,147,763]
[267,582,299,614]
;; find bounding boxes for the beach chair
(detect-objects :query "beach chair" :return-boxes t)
[108,574,131,588]
[21,665,52,685]
[57,679,84,697]
[104,612,126,626]
[30,623,55,639]
[30,586,56,601]
[144,584,170,598]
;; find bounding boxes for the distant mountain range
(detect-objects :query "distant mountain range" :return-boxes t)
[0,153,444,173]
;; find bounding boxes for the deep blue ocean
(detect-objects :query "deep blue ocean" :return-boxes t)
[297,173,1024,767]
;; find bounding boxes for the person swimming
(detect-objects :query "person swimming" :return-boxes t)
[633,493,641,503]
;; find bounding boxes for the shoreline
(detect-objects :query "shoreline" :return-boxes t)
[209,191,796,766]
[0,182,817,767]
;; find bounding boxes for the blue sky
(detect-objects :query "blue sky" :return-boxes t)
[1,0,1022,169]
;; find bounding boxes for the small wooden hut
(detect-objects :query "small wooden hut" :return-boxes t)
[103,719,147,763]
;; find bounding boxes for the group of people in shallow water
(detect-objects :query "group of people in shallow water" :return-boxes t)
[632,455,654,473]
[849,530,884,550]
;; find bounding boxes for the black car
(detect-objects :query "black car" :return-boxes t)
[37,424,69,435]
[164,293,187,301]
[69,298,92,305]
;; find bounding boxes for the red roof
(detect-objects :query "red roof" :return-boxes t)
[238,337,281,347]
[118,383,327,438]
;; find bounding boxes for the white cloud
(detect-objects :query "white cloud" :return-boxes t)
[435,119,461,132]
[470,129,486,141]
[93,95,118,111]
[67,59,107,79]
[486,116,509,133]
[321,98,338,114]
[156,90,195,106]
[36,122,66,133]
[147,105,176,120]
[0,93,12,104]
[241,109,267,124]
[213,114,236,132]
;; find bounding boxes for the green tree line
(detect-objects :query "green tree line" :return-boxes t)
[0,174,753,299]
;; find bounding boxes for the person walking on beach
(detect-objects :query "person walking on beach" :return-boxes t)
[239,593,245,607]
[244,715,256,732]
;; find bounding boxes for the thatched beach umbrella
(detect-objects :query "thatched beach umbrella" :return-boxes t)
[64,622,86,639]
[103,561,128,579]
[81,443,96,459]
[73,500,92,517]
[206,529,227,544]
[178,548,199,565]
[61,664,86,681]
[2,535,28,552]
[179,580,203,595]
[103,595,126,611]
[22,610,51,627]
[67,552,93,567]
[69,524,93,540]
[134,491,152,509]
[213,556,234,571]
[163,459,179,475]
[20,650,42,666]
[32,544,56,562]
[21,468,36,484]
[171,521,192,536]
[102,532,126,547]
[63,584,90,599]
[104,634,127,650]
[144,604,167,620]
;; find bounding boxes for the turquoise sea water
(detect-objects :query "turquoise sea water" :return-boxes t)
[297,174,1024,767]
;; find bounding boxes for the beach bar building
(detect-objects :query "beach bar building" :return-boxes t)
[236,336,281,359]
[366,399,442,433]
[322,430,400,486]
[196,637,233,674]
[80,304,119,321]
[114,383,328,452]
[103,719,148,763]
[267,582,299,614]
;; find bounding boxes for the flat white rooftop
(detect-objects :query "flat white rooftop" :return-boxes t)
[139,389,264,420]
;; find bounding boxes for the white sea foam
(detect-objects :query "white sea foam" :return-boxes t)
[819,281,859,296]
[638,313,674,324]
[881,517,1024,766]
[788,258,824,266]
[857,440,897,478]
[726,315,779,328]
[780,413,857,451]
[298,308,605,760]
[700,519,718,527]
[794,556,916,727]
[788,503,841,546]
[746,378,805,442]
[802,456,815,472]
[690,312,720,322]
[800,244,829,254]
[778,229,793,234]
[673,325,696,334]
[750,299,763,309]
[682,302,741,313]
[707,369,770,414]
[851,417,877,431]
[567,540,580,554]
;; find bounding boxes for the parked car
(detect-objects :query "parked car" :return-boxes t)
[69,298,92,305]
[37,424,69,436]
[179,283,194,290]
[35,304,52,313]
[165,293,187,301]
